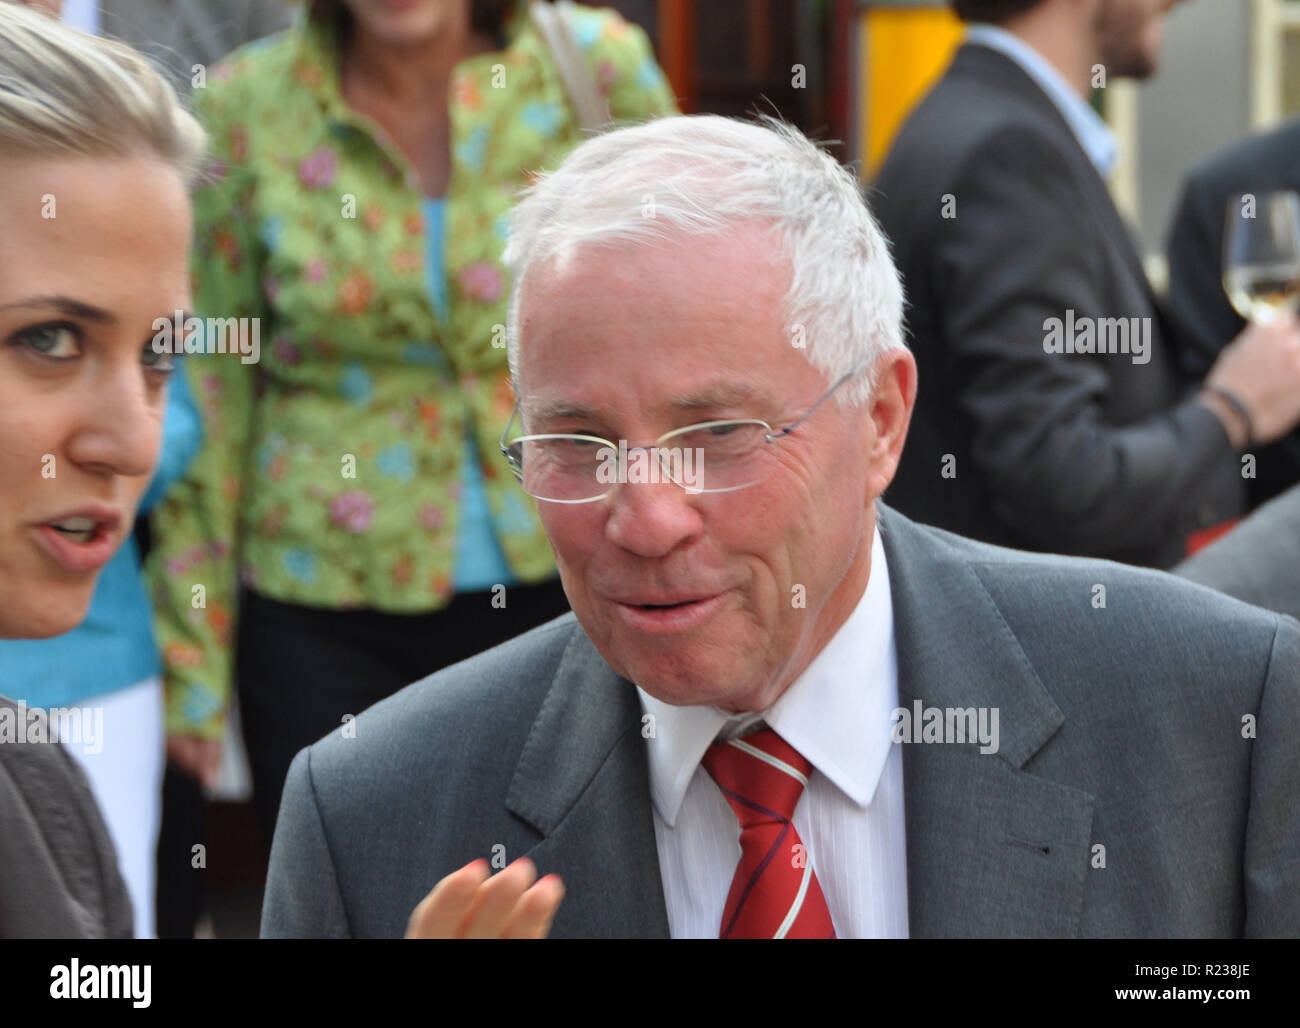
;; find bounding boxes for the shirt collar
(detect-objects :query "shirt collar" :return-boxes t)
[964,22,1118,178]
[637,523,898,826]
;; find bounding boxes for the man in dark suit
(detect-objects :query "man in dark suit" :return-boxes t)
[1166,119,1300,509]
[872,0,1300,569]
[261,113,1300,939]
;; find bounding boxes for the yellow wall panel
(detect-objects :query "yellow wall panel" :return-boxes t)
[860,6,965,178]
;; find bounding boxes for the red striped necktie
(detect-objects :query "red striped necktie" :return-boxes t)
[700,727,837,939]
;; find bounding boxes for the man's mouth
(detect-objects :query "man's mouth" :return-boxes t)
[612,593,727,634]
[621,594,713,609]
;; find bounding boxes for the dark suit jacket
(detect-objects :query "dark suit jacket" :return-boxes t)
[1165,119,1300,508]
[872,43,1242,569]
[262,505,1300,938]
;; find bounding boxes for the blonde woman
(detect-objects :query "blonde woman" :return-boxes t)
[0,2,204,937]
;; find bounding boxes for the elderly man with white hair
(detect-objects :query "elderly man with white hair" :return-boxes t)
[262,115,1300,939]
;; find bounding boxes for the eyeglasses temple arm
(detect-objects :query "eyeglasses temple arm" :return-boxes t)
[774,358,871,438]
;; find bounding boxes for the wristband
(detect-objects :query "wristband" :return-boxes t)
[1204,385,1254,449]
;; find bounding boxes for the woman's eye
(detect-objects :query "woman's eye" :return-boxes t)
[141,344,176,373]
[16,323,80,359]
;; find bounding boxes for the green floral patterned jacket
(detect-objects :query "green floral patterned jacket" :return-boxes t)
[149,4,678,738]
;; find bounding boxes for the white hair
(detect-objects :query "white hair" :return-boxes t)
[502,113,906,407]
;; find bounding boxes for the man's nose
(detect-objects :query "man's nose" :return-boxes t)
[603,474,704,559]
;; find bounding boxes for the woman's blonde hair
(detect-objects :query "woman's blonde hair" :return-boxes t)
[0,2,206,184]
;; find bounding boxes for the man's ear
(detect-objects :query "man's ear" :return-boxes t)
[864,348,917,500]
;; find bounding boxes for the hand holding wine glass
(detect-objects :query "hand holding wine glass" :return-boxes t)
[1196,193,1300,449]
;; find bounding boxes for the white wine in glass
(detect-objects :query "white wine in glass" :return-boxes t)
[1222,191,1300,323]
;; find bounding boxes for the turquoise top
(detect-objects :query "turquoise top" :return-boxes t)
[422,196,518,592]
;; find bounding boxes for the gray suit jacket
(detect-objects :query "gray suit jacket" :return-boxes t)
[262,505,1300,938]
[1175,484,1300,624]
[97,0,293,91]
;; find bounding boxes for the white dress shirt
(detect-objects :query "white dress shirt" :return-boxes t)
[636,525,908,938]
[965,22,1118,177]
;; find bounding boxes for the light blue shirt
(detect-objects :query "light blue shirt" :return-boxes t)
[965,23,1118,177]
[420,197,518,592]
[60,0,100,35]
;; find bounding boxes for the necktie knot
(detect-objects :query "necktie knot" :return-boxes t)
[700,728,814,826]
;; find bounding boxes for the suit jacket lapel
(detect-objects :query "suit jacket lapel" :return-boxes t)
[506,624,670,938]
[1071,149,1167,325]
[878,506,1097,937]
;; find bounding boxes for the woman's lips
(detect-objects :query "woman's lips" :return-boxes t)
[32,521,120,574]
[613,592,727,634]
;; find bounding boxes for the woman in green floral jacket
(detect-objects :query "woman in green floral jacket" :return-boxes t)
[149,0,677,840]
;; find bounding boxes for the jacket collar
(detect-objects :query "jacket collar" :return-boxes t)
[963,25,1117,177]
[947,42,1160,319]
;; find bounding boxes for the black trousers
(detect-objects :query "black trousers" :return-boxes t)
[155,763,207,938]
[236,578,571,849]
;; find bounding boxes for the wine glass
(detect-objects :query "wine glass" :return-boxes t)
[1222,190,1300,324]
